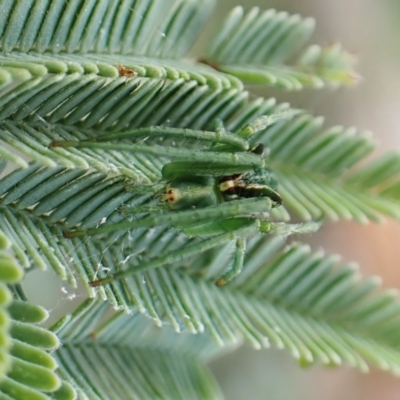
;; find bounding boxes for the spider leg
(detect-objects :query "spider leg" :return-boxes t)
[259,221,321,236]
[237,111,299,139]
[180,217,258,236]
[64,197,273,238]
[88,220,319,287]
[119,204,164,216]
[215,238,246,286]
[213,220,321,286]
[162,161,256,180]
[50,141,263,168]
[83,126,249,151]
[90,220,259,287]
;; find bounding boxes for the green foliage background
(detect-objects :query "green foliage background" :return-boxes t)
[1,1,400,399]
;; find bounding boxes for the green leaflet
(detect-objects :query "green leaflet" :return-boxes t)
[0,231,23,380]
[203,7,359,89]
[0,0,215,56]
[0,231,75,399]
[51,299,224,400]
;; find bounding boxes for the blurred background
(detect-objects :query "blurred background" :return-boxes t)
[208,1,400,399]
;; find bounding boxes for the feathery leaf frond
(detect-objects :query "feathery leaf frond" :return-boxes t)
[0,0,215,56]
[3,97,399,225]
[53,236,400,377]
[0,231,23,380]
[104,236,400,375]
[203,7,360,89]
[225,102,400,222]
[52,299,224,400]
[1,0,399,397]
[0,97,400,291]
[0,55,243,127]
[0,232,75,399]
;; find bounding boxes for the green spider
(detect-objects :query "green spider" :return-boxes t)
[50,116,317,286]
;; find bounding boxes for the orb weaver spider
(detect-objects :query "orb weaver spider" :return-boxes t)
[50,115,318,287]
